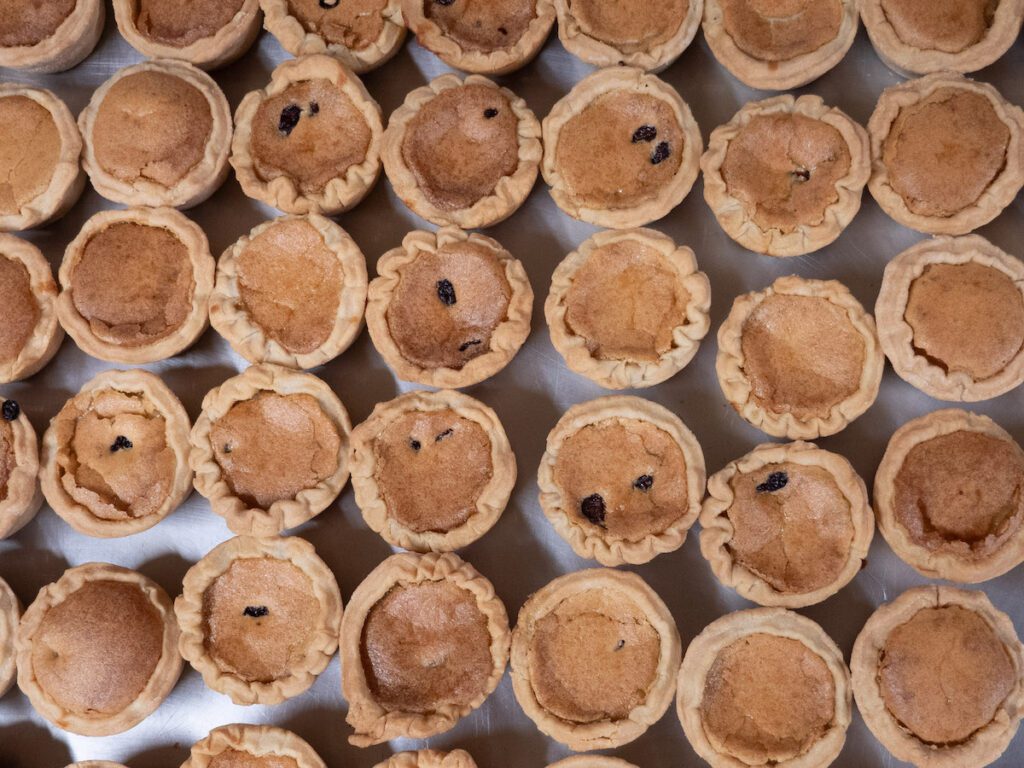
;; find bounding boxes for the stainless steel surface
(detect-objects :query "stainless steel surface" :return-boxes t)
[1,8,1023,768]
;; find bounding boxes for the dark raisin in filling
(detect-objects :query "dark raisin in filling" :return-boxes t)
[279,104,303,136]
[651,141,671,165]
[459,339,482,352]
[792,168,810,182]
[632,125,658,143]
[436,278,457,306]
[410,438,422,451]
[435,428,454,442]
[615,639,625,650]
[498,26,508,35]
[1,400,19,421]
[309,101,320,116]
[110,435,133,453]
[580,493,607,527]
[633,474,654,491]
[756,471,789,493]
[319,0,340,7]
[243,605,270,618]
[484,108,499,119]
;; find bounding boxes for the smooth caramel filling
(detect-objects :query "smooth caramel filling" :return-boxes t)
[286,0,389,50]
[720,0,844,62]
[424,0,537,51]
[880,0,996,54]
[0,420,14,503]
[134,0,247,47]
[209,751,300,768]
[0,0,76,48]
[0,95,61,215]
[0,254,39,366]
[569,0,688,52]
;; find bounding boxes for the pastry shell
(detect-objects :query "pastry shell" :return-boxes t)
[547,760,639,768]
[0,235,63,383]
[0,0,104,73]
[374,751,478,768]
[181,723,327,768]
[0,402,41,540]
[0,576,19,697]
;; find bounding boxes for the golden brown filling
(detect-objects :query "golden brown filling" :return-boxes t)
[71,222,194,348]
[92,71,213,189]
[893,430,1024,559]
[880,0,996,54]
[905,262,1024,381]
[529,588,660,723]
[252,79,371,195]
[209,751,300,768]
[569,0,688,52]
[286,0,389,50]
[0,95,61,215]
[425,0,537,50]
[741,294,865,421]
[134,0,247,47]
[374,409,493,534]
[402,84,519,212]
[202,557,320,684]
[0,0,76,48]
[235,218,343,355]
[0,419,14,503]
[553,418,689,542]
[30,580,164,716]
[211,392,341,509]
[0,254,39,366]
[386,240,511,370]
[879,606,1014,745]
[883,88,1010,219]
[701,633,836,764]
[361,579,493,712]
[720,0,844,62]
[722,113,852,233]
[565,239,689,363]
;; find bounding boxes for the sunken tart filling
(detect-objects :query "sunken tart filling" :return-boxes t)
[0,0,104,73]
[0,235,63,384]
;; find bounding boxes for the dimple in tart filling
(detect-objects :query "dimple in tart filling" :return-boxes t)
[879,0,996,54]
[425,0,538,51]
[286,0,390,50]
[569,0,689,52]
[719,0,844,62]
[0,254,40,367]
[0,95,62,216]
[132,0,247,47]
[0,0,76,48]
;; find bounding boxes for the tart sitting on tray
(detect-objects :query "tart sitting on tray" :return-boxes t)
[0,576,18,696]
[0,0,104,73]
[375,751,478,768]
[0,235,62,384]
[182,723,327,768]
[66,763,128,768]
[0,398,42,540]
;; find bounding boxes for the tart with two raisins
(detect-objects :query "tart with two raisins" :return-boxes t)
[0,236,62,384]
[0,399,43,540]
[0,576,18,696]
[0,0,104,73]
[182,723,327,768]
[375,751,478,768]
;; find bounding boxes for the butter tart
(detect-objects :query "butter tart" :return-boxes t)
[79,60,232,209]
[0,398,42,540]
[66,763,128,768]
[366,227,533,388]
[702,0,858,90]
[341,551,510,746]
[547,760,638,768]
[546,228,711,389]
[401,0,556,75]
[350,389,515,552]
[868,73,1024,236]
[0,576,18,696]
[717,275,884,439]
[537,395,705,566]
[511,568,680,750]
[375,751,478,768]
[382,74,541,229]
[0,0,103,73]
[231,54,383,216]
[542,67,703,229]
[57,207,215,365]
[182,723,327,768]
[15,563,182,736]
[852,586,1024,768]
[209,214,369,370]
[176,534,342,705]
[702,94,870,258]
[876,235,1024,402]
[701,441,873,608]
[0,235,62,383]
[190,364,352,536]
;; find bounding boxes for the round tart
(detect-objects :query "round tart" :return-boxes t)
[182,723,327,768]
[231,54,383,216]
[0,0,103,73]
[340,551,510,746]
[175,534,342,705]
[860,0,1024,76]
[717,275,884,439]
[39,370,192,538]
[0,399,43,540]
[0,235,62,383]
[66,763,128,768]
[700,441,873,608]
[261,0,406,73]
[542,67,703,230]
[875,235,1024,402]
[537,395,705,566]
[401,0,556,75]
[382,74,541,229]
[554,0,703,72]
[366,227,533,388]
[546,228,711,389]
[209,214,369,370]
[57,207,215,365]
[350,389,516,552]
[0,576,18,696]
[702,0,858,90]
[701,94,870,258]
[0,85,84,233]
[868,73,1024,236]
[511,568,680,750]
[15,563,182,736]
[79,60,232,209]
[851,586,1024,768]
[190,364,352,536]
[374,751,478,768]
[874,408,1024,584]
[547,760,639,768]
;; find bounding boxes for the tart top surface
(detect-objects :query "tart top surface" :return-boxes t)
[132,0,247,47]
[719,0,843,62]
[0,0,76,48]
[0,94,62,215]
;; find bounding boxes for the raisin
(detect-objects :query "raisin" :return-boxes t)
[632,125,657,143]
[792,168,810,182]
[279,104,302,136]
[436,278,457,306]
[651,142,671,165]
[633,475,654,491]
[1,400,19,421]
[756,471,789,493]
[459,339,482,352]
[223,443,233,454]
[309,101,320,116]
[243,605,269,618]
[410,438,422,451]
[615,639,625,651]
[498,26,508,35]
[319,0,340,6]
[110,435,133,453]
[436,428,454,442]
[580,493,606,527]
[484,108,499,119]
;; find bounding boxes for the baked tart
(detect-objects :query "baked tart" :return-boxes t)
[340,551,510,746]
[875,235,1024,402]
[350,389,515,552]
[375,751,478,768]
[79,60,232,209]
[867,72,1024,236]
[546,228,711,389]
[232,54,383,216]
[176,534,342,705]
[701,440,873,608]
[0,235,62,383]
[852,586,1024,768]
[717,275,884,439]
[57,207,215,365]
[366,227,533,388]
[701,94,870,258]
[542,67,703,229]
[15,563,182,736]
[209,214,369,370]
[190,364,351,536]
[66,763,128,768]
[382,74,541,229]
[0,398,42,540]
[0,0,103,73]
[537,395,705,566]
[702,0,858,90]
[0,576,18,696]
[401,0,556,75]
[511,568,680,750]
[547,760,638,768]
[182,723,327,768]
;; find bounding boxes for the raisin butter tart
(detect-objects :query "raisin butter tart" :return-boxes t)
[0,397,43,540]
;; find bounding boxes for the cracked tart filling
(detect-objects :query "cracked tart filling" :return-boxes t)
[0,253,40,366]
[133,0,247,47]
[0,95,61,215]
[720,0,843,62]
